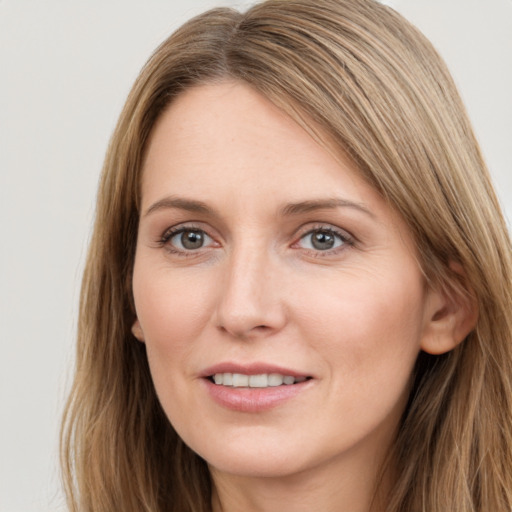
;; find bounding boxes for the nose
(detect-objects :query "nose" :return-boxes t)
[215,244,287,340]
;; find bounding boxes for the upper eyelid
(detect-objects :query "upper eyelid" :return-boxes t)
[160,222,215,240]
[294,222,354,240]
[300,225,350,237]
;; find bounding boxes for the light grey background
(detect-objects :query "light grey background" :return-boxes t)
[1,1,510,511]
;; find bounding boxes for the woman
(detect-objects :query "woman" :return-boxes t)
[60,0,512,511]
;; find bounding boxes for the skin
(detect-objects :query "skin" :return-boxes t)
[131,81,466,512]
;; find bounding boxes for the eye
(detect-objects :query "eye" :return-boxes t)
[164,228,214,251]
[298,228,348,251]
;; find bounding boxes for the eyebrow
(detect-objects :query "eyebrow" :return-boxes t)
[280,198,375,218]
[144,196,215,218]
[143,196,375,219]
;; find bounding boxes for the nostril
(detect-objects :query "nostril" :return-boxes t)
[217,323,273,339]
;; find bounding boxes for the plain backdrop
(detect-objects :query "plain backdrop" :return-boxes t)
[1,1,510,511]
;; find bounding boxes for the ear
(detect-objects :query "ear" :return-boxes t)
[420,266,478,355]
[131,319,146,343]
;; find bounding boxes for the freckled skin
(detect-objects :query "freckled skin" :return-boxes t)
[132,81,442,512]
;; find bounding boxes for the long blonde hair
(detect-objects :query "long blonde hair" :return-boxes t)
[61,1,512,510]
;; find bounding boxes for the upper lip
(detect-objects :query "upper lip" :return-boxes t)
[200,362,312,379]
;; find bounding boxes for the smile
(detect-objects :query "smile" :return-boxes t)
[210,373,310,388]
[201,364,314,412]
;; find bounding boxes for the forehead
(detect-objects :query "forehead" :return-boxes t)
[141,81,376,208]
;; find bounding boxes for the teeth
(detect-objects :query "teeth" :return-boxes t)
[268,373,284,386]
[232,373,249,387]
[211,373,307,388]
[249,374,268,387]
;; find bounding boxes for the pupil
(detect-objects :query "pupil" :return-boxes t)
[312,231,334,250]
[181,231,203,249]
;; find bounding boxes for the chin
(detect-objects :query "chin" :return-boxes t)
[192,431,345,482]
[186,433,311,479]
[207,453,304,479]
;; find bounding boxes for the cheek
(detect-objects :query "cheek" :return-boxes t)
[132,265,217,394]
[132,266,218,427]
[133,266,213,342]
[295,265,426,385]
[295,270,425,449]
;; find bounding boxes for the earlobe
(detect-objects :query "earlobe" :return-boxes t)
[131,319,146,343]
[420,273,478,355]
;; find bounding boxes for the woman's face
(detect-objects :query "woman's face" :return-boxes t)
[132,81,438,481]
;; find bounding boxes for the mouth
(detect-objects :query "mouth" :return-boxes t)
[207,373,312,388]
[201,364,314,412]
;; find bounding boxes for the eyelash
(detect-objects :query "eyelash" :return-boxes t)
[158,224,215,257]
[294,225,354,256]
[157,223,354,257]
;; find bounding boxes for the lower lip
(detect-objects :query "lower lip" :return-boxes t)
[203,378,313,412]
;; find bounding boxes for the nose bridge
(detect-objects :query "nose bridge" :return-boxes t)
[216,236,285,338]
